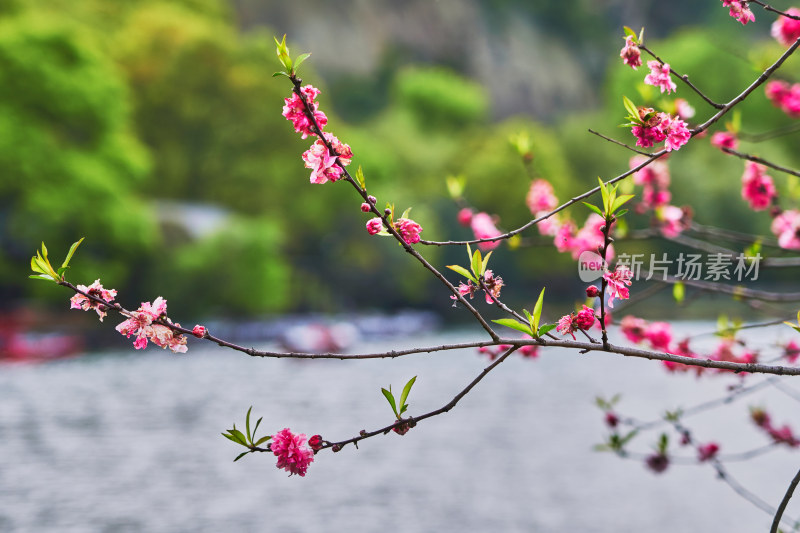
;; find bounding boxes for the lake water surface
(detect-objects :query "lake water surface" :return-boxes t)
[1,324,800,532]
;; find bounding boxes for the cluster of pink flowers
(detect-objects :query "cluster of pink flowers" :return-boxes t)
[710,131,738,151]
[554,214,614,260]
[452,270,504,305]
[644,61,677,94]
[270,428,315,476]
[620,316,675,351]
[771,209,800,250]
[765,80,800,118]
[771,8,800,46]
[470,212,502,251]
[721,0,756,25]
[302,133,353,184]
[115,297,188,353]
[631,108,690,152]
[628,156,691,237]
[751,409,800,447]
[70,279,117,321]
[282,85,328,139]
[620,35,642,70]
[741,162,777,211]
[478,334,539,360]
[556,305,596,340]
[603,266,632,308]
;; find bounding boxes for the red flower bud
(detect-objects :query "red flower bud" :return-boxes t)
[308,434,323,451]
[586,285,600,298]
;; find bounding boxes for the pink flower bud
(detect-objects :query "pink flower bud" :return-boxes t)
[605,412,619,428]
[308,434,323,451]
[457,208,473,226]
[360,203,371,212]
[366,217,383,235]
[192,325,206,338]
[368,195,377,204]
[586,285,600,297]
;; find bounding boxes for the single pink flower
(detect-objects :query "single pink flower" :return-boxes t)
[661,115,691,152]
[711,131,738,151]
[526,179,559,214]
[70,279,117,321]
[657,205,690,238]
[457,208,474,227]
[535,213,561,236]
[771,210,800,250]
[115,297,187,353]
[271,428,315,477]
[481,270,503,304]
[620,35,642,70]
[603,266,632,309]
[394,217,423,244]
[575,305,596,330]
[450,281,477,302]
[631,124,667,148]
[771,8,800,46]
[722,0,755,25]
[302,133,352,184]
[674,98,695,120]
[644,321,672,351]
[620,315,648,344]
[785,340,800,363]
[554,220,577,253]
[282,85,328,139]
[697,442,720,462]
[470,212,502,251]
[765,80,800,117]
[360,203,371,213]
[556,313,578,340]
[630,156,670,189]
[644,61,677,94]
[741,162,777,211]
[366,217,384,235]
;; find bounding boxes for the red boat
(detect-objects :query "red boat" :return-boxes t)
[0,311,84,363]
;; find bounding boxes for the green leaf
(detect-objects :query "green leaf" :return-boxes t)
[400,207,412,220]
[245,406,253,444]
[398,376,417,414]
[293,52,311,70]
[471,248,482,279]
[537,324,557,336]
[583,202,605,217]
[40,242,48,261]
[446,264,477,283]
[253,417,262,441]
[229,428,248,446]
[622,96,639,122]
[610,194,634,214]
[356,166,366,189]
[222,432,246,446]
[61,238,84,270]
[638,27,645,44]
[445,175,465,199]
[56,266,68,277]
[29,274,55,282]
[233,451,250,462]
[615,209,628,218]
[673,281,685,304]
[30,256,47,274]
[598,177,610,214]
[381,387,398,418]
[492,318,533,336]
[623,26,636,40]
[254,435,272,447]
[481,251,493,276]
[272,71,290,78]
[532,288,545,333]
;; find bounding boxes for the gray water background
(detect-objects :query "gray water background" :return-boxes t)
[2,323,800,532]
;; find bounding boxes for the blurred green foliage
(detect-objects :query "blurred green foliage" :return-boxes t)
[3,1,799,320]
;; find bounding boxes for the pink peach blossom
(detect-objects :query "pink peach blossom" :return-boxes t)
[302,133,352,184]
[644,321,672,351]
[366,217,383,235]
[620,315,648,344]
[70,279,117,321]
[457,208,474,226]
[603,266,632,309]
[282,85,328,139]
[526,179,559,213]
[644,61,677,94]
[470,212,502,251]
[741,162,777,211]
[771,8,800,46]
[271,428,315,477]
[620,35,642,70]
[722,0,755,24]
[711,131,738,151]
[771,210,800,250]
[394,217,423,244]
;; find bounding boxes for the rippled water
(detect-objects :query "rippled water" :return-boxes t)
[1,325,799,532]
